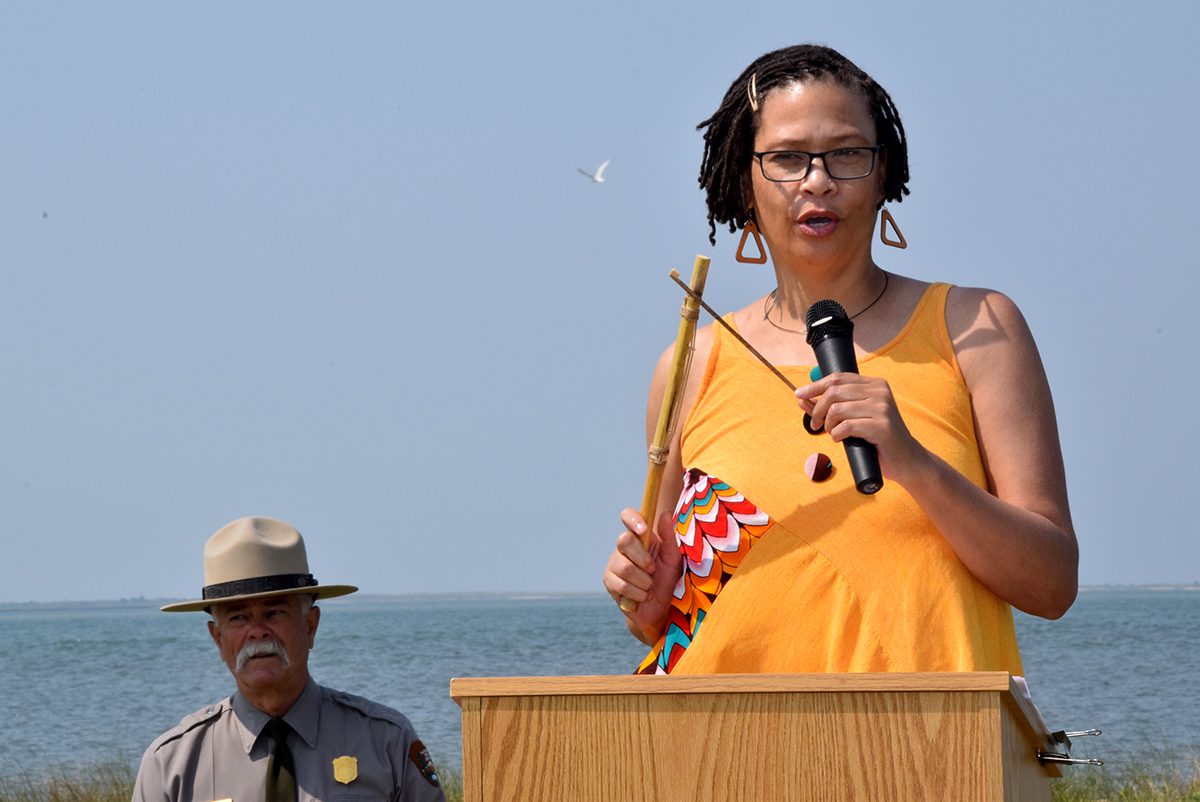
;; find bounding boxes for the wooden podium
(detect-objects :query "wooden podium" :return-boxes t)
[450,672,1061,802]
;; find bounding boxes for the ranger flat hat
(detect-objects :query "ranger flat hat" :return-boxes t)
[161,516,358,612]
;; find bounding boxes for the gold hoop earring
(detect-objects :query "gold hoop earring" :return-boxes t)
[880,208,907,249]
[736,220,768,264]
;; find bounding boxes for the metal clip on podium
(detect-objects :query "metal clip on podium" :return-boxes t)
[1038,728,1104,766]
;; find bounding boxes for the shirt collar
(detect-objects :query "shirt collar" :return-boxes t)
[231,678,322,754]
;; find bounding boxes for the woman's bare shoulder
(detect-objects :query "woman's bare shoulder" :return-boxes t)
[944,285,1034,360]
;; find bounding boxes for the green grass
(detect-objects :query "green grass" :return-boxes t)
[0,761,136,802]
[1052,760,1200,802]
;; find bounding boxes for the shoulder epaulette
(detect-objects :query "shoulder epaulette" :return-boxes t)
[327,688,414,731]
[148,698,230,753]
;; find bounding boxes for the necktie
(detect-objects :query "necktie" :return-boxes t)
[263,718,297,802]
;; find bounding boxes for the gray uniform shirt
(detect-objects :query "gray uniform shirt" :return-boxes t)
[133,679,445,802]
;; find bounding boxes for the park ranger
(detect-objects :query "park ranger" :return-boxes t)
[133,516,445,802]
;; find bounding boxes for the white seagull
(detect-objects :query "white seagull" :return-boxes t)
[577,159,610,183]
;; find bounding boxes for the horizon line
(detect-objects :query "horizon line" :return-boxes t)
[4,583,1200,610]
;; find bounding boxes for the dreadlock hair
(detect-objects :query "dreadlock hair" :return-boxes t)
[697,44,911,245]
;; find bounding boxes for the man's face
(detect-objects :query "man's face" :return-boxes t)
[207,594,319,698]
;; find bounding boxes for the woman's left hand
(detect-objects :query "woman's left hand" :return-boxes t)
[794,373,928,483]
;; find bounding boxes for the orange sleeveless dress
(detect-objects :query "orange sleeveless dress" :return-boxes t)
[637,283,1023,675]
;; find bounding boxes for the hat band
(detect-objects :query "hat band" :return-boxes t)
[202,573,318,601]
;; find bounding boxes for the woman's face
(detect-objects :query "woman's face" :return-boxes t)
[748,79,885,268]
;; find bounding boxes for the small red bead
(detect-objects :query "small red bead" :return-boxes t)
[805,452,833,482]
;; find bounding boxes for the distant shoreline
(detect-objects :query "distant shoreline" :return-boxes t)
[0,590,616,612]
[2,584,1199,612]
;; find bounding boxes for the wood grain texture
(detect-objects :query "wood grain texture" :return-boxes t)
[459,697,483,802]
[453,675,1057,802]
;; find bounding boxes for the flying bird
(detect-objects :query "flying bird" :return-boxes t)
[577,159,610,183]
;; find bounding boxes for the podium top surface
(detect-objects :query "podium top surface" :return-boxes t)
[450,671,1018,701]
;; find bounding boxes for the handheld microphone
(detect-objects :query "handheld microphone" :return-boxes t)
[805,300,884,495]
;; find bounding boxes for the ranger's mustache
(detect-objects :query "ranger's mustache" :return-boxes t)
[235,639,291,672]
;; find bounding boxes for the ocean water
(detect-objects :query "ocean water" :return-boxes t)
[0,588,1195,778]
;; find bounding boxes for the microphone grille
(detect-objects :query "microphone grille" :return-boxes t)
[805,299,848,327]
[804,299,853,344]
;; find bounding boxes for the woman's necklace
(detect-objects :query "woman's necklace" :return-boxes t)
[762,270,890,334]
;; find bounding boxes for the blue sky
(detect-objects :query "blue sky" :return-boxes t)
[2,1,1197,603]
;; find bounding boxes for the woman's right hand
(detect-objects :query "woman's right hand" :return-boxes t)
[603,507,683,645]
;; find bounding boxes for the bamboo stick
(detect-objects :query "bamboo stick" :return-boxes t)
[619,255,710,615]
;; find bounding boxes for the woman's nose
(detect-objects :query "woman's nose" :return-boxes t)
[799,158,835,193]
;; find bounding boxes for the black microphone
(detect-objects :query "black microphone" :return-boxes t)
[805,300,884,495]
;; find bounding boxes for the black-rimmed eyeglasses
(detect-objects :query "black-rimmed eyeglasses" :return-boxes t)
[752,145,883,183]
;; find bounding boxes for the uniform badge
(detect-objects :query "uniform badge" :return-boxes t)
[408,740,440,787]
[332,755,358,784]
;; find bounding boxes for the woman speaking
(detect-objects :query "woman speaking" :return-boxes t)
[603,44,1078,675]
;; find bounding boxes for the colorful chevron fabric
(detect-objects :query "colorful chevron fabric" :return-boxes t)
[636,468,773,674]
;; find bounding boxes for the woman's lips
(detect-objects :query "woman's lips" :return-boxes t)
[797,213,839,237]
